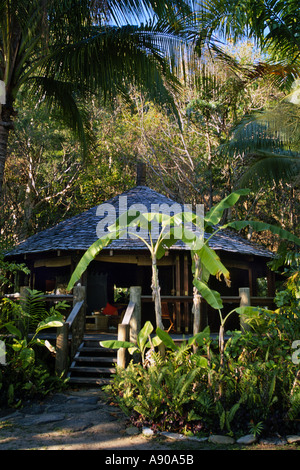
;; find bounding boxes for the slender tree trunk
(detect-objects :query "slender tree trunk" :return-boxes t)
[193,287,201,335]
[205,120,213,209]
[0,122,10,197]
[0,102,14,198]
[151,254,164,330]
[192,253,201,339]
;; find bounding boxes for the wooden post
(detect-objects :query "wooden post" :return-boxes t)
[239,287,251,332]
[184,255,189,333]
[193,290,201,336]
[266,268,276,297]
[117,323,130,368]
[129,286,141,344]
[56,285,86,376]
[73,285,86,305]
[71,285,86,357]
[55,322,69,376]
[20,286,28,303]
[175,255,181,332]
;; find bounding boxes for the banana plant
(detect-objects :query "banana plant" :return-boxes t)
[66,194,238,330]
[68,188,300,335]
[4,315,64,368]
[68,208,204,330]
[190,187,300,334]
[100,320,161,366]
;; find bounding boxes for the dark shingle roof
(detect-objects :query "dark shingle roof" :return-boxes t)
[6,186,273,258]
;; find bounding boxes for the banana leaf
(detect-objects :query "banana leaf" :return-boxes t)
[205,189,250,226]
[227,220,300,246]
[100,339,136,349]
[193,279,223,309]
[67,230,119,290]
[136,320,154,353]
[156,327,179,351]
[197,244,230,284]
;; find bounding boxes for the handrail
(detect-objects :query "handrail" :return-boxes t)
[55,286,86,376]
[66,300,84,327]
[117,302,136,369]
[121,300,135,325]
[141,294,275,304]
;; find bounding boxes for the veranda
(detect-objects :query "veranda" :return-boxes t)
[3,284,275,376]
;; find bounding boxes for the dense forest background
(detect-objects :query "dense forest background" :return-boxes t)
[0,1,299,254]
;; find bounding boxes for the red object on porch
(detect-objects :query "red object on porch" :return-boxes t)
[102,302,118,316]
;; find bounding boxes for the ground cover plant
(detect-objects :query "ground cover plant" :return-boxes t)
[103,269,300,438]
[0,288,68,407]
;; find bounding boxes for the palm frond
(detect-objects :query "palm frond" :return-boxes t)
[238,152,300,188]
[105,0,196,27]
[42,24,183,121]
[245,62,300,91]
[219,99,300,188]
[194,0,300,89]
[28,76,91,155]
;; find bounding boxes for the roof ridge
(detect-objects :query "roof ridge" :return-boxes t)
[5,186,274,258]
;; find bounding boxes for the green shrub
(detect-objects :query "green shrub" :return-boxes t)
[0,290,68,407]
[104,272,300,437]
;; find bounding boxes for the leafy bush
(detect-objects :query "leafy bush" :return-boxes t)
[0,290,68,407]
[0,252,30,294]
[104,274,300,437]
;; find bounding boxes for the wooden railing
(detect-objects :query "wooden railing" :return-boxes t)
[141,287,275,334]
[117,286,142,368]
[3,285,274,373]
[55,286,86,376]
[2,287,85,377]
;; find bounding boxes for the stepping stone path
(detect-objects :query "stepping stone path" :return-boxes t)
[0,388,299,450]
[0,389,170,450]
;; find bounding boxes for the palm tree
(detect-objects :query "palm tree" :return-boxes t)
[221,99,300,188]
[0,0,194,197]
[196,0,300,73]
[194,0,300,187]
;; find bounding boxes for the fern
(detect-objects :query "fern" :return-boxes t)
[216,400,241,435]
[20,289,67,334]
[287,389,300,421]
[21,289,48,333]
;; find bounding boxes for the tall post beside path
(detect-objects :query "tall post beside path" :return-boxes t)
[239,287,251,332]
[129,286,141,344]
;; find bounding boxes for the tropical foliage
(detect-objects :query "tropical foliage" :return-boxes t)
[196,0,300,201]
[0,0,195,196]
[0,288,67,406]
[0,0,299,433]
[104,269,300,437]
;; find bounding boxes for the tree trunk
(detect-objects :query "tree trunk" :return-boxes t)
[0,102,14,198]
[192,253,201,338]
[151,254,164,330]
[0,121,10,197]
[193,286,201,335]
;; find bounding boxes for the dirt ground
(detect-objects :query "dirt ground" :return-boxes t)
[0,387,298,453]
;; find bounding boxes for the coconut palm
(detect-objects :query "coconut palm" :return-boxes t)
[196,0,300,74]
[0,0,195,196]
[195,0,300,187]
[221,98,300,188]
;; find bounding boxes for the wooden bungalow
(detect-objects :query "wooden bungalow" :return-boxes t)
[5,183,276,335]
